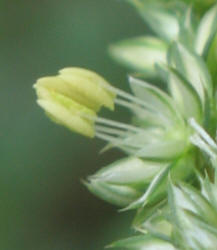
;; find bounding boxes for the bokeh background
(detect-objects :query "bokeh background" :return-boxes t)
[0,1,146,249]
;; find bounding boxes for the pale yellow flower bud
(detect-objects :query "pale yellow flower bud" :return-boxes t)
[34,67,116,137]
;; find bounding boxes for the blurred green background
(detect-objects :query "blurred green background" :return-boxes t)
[0,0,146,249]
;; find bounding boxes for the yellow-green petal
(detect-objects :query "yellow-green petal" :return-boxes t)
[37,90,96,137]
[59,67,115,111]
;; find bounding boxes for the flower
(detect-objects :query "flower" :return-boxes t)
[34,67,115,137]
[34,4,217,210]
[111,2,217,82]
[34,39,212,209]
[34,2,217,249]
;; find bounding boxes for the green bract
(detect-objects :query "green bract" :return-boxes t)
[85,156,194,208]
[109,170,217,250]
[109,36,168,76]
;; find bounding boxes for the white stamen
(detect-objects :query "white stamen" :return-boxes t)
[95,131,122,143]
[96,117,144,133]
[115,98,171,125]
[190,134,217,159]
[104,84,167,114]
[114,98,141,110]
[95,131,142,149]
[95,125,127,136]
[189,118,217,151]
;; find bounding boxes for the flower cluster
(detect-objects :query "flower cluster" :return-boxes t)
[34,1,217,249]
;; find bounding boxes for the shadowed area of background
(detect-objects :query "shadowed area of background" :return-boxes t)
[0,0,146,249]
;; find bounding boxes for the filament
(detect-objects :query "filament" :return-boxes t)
[189,118,217,152]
